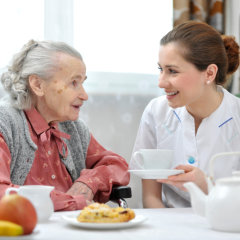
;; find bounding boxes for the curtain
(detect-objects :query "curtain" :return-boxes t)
[172,0,237,90]
[173,0,224,33]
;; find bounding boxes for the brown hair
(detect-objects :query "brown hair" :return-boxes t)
[160,21,240,85]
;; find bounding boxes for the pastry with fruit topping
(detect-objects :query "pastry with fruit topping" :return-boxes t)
[77,203,135,223]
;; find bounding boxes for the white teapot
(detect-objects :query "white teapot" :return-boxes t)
[184,151,240,232]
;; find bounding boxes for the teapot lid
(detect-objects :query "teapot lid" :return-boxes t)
[232,171,240,177]
[216,177,240,185]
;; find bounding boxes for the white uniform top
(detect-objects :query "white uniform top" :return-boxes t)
[130,86,240,207]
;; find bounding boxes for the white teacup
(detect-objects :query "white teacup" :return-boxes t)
[5,185,54,223]
[133,149,174,170]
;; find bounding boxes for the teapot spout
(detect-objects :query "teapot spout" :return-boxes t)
[184,182,207,217]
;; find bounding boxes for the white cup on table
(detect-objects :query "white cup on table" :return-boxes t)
[132,149,174,170]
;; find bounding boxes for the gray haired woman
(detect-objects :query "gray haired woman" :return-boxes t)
[0,39,129,211]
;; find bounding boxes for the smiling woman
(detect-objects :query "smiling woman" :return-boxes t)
[130,21,240,209]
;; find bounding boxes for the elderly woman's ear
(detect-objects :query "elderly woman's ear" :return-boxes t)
[28,75,45,97]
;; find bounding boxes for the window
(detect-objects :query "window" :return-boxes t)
[0,0,173,95]
[0,0,44,68]
[74,0,173,75]
[73,0,173,94]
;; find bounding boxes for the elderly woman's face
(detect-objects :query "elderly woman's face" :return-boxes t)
[37,53,88,123]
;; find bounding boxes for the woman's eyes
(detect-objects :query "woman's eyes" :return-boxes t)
[158,67,177,74]
[72,80,83,88]
[169,69,177,74]
[72,80,78,87]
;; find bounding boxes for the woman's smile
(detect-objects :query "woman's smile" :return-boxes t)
[165,91,179,100]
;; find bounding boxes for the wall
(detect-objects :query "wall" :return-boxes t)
[80,94,156,208]
[80,72,162,208]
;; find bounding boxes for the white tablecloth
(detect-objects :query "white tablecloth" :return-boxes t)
[1,208,240,240]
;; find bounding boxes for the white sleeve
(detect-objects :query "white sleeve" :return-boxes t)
[129,100,157,169]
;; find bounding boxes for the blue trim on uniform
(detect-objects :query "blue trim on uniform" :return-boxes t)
[218,117,233,128]
[173,110,181,123]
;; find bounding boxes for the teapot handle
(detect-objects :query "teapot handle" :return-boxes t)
[208,151,240,182]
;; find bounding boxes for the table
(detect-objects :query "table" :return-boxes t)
[2,208,240,240]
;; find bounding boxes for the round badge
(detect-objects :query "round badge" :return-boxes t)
[188,156,195,164]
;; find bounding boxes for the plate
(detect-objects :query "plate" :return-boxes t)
[62,214,147,229]
[128,169,184,179]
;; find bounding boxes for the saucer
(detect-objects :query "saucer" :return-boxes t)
[128,169,184,179]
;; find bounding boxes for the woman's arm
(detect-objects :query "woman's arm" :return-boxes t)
[142,179,165,208]
[75,134,130,203]
[0,134,19,198]
[52,133,130,210]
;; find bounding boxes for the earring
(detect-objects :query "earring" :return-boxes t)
[206,80,211,85]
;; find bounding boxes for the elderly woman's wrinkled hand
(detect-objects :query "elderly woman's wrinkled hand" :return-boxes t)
[156,165,208,194]
[66,182,94,202]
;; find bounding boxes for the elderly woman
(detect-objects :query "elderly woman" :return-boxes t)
[0,40,129,211]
